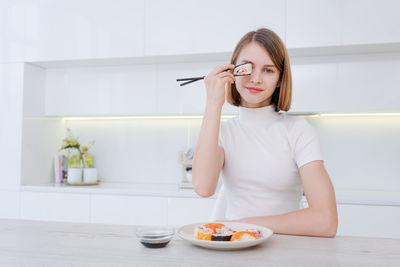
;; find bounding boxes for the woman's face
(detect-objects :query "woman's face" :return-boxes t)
[234,42,280,108]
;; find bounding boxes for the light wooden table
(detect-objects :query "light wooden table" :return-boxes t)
[1,219,399,267]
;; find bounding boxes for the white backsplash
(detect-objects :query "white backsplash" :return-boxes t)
[65,115,400,192]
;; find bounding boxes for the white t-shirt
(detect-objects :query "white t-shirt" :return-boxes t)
[211,104,323,220]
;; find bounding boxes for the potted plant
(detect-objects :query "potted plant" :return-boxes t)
[59,128,96,183]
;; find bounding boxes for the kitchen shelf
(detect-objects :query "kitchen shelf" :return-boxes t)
[20,183,400,206]
[20,183,216,199]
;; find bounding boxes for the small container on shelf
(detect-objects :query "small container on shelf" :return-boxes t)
[179,148,194,189]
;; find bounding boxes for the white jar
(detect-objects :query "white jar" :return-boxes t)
[83,168,98,183]
[67,168,82,183]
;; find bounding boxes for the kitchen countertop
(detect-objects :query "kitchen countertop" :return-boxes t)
[0,219,399,267]
[21,183,400,206]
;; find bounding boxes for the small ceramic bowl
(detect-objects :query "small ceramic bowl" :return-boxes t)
[136,226,175,248]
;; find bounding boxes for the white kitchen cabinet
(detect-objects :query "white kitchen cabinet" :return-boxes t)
[290,60,339,113]
[0,1,27,63]
[336,54,400,112]
[20,192,90,223]
[43,60,239,116]
[167,197,216,227]
[287,0,400,48]
[290,53,400,113]
[337,204,400,238]
[45,64,158,116]
[342,0,400,45]
[15,0,145,62]
[286,0,341,48]
[0,190,20,219]
[15,186,400,238]
[90,194,168,225]
[144,0,285,56]
[0,63,24,190]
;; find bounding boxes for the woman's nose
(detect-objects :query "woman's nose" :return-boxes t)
[250,70,261,84]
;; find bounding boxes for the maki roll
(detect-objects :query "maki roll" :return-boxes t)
[195,223,226,241]
[211,234,232,241]
[195,222,263,242]
[211,226,234,241]
[246,229,263,239]
[203,223,225,233]
[230,231,257,242]
[233,62,252,76]
[195,226,213,241]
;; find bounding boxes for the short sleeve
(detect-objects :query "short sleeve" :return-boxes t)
[290,117,323,168]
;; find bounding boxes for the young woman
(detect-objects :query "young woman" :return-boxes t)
[192,28,338,238]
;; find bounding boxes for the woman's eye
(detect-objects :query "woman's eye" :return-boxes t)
[264,68,273,73]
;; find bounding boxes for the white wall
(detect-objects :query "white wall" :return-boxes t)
[0,63,24,219]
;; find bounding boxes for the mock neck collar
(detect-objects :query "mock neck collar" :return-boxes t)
[238,105,279,125]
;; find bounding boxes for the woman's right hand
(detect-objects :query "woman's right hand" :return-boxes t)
[204,64,235,108]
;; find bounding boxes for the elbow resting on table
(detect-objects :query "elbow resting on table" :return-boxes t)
[319,212,338,238]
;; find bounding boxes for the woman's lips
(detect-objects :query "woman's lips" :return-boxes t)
[246,87,263,93]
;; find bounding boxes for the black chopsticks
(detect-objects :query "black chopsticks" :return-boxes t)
[176,76,206,86]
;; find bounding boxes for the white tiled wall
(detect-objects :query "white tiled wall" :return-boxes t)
[307,116,400,192]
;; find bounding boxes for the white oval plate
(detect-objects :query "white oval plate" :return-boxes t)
[177,221,273,250]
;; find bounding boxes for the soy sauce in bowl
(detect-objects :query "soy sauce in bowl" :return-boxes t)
[136,226,175,248]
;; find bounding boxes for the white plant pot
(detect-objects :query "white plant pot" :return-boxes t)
[67,168,82,183]
[83,168,98,183]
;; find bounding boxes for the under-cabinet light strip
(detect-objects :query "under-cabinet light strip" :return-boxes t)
[319,113,400,117]
[63,115,236,120]
[62,113,400,121]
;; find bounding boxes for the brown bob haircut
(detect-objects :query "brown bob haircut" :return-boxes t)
[227,28,292,112]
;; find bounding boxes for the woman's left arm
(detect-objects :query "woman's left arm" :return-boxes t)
[233,160,338,237]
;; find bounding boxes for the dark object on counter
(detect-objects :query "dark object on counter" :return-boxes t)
[140,240,171,248]
[136,226,175,248]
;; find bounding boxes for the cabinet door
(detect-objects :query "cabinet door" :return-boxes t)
[290,61,339,113]
[0,63,24,189]
[291,53,400,113]
[342,0,400,45]
[337,204,400,238]
[336,54,400,112]
[0,190,20,219]
[145,0,285,56]
[24,0,145,61]
[45,64,158,115]
[167,197,216,226]
[20,192,90,223]
[90,195,168,225]
[0,1,26,63]
[286,0,341,48]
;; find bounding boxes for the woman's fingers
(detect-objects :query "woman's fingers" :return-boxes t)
[210,64,235,75]
[217,72,235,84]
[217,71,235,79]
